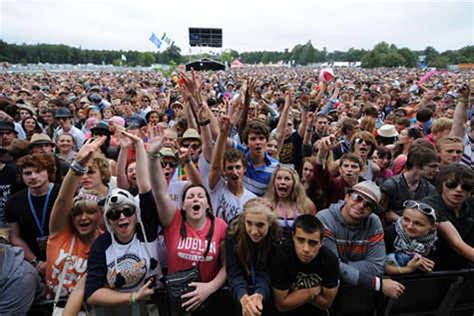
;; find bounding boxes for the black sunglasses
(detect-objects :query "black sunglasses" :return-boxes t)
[350,193,377,211]
[161,160,178,168]
[182,143,200,150]
[402,200,437,221]
[354,138,371,146]
[106,207,136,221]
[444,179,472,192]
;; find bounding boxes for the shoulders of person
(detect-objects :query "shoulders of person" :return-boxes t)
[380,174,402,193]
[316,202,343,226]
[315,246,339,272]
[213,216,228,237]
[420,178,437,191]
[365,213,384,231]
[422,193,448,221]
[90,232,112,253]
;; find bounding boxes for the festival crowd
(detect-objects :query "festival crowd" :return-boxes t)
[0,66,473,316]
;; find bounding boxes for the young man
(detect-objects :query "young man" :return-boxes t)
[436,135,464,167]
[422,163,474,270]
[270,215,339,316]
[0,120,17,147]
[5,153,60,275]
[233,120,279,196]
[208,116,256,223]
[29,133,69,182]
[53,107,85,151]
[381,146,439,224]
[316,181,405,301]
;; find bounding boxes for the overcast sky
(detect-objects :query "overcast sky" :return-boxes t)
[1,0,472,53]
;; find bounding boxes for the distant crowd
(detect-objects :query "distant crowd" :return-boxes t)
[0,66,473,316]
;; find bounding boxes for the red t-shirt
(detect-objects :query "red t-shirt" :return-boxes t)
[164,210,227,282]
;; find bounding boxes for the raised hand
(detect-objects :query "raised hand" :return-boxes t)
[147,125,164,154]
[75,136,107,165]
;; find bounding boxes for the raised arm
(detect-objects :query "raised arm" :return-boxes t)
[147,128,176,227]
[208,116,231,190]
[238,79,256,136]
[115,132,132,190]
[120,130,151,193]
[450,83,471,138]
[49,136,106,235]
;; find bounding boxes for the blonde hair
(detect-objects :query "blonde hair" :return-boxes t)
[436,135,463,152]
[431,118,453,134]
[228,198,280,275]
[265,165,315,215]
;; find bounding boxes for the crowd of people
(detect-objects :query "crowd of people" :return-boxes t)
[0,66,473,316]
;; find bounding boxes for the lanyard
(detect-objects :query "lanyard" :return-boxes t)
[27,183,53,237]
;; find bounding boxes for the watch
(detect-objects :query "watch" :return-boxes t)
[30,258,38,267]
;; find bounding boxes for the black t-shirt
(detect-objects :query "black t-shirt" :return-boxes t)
[5,183,60,260]
[0,164,20,227]
[270,241,339,316]
[279,132,303,171]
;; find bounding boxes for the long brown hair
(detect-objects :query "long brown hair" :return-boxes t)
[227,198,280,275]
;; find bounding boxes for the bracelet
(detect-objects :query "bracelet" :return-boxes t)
[397,266,403,274]
[198,119,210,126]
[30,258,38,267]
[70,160,86,176]
[131,292,137,304]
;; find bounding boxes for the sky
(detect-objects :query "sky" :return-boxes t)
[1,0,473,53]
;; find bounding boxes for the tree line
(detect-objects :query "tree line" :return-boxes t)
[0,39,472,68]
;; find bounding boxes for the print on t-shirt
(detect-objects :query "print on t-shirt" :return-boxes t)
[176,237,216,263]
[106,254,147,290]
[292,272,322,290]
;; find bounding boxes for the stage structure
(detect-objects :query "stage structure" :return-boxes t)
[187,27,224,71]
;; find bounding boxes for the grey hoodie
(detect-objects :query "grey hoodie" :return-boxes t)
[316,200,385,290]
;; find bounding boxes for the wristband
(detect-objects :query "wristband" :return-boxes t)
[30,258,38,267]
[198,119,210,126]
[70,160,86,176]
[131,292,137,304]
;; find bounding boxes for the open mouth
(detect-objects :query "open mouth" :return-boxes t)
[79,222,91,229]
[192,205,201,211]
[118,222,130,230]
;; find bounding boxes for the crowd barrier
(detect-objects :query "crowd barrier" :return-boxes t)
[28,269,474,316]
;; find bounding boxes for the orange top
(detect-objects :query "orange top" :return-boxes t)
[45,228,100,300]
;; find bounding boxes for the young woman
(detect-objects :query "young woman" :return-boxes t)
[265,165,316,242]
[384,200,437,275]
[46,137,106,311]
[225,198,280,316]
[79,154,111,198]
[85,131,161,309]
[22,117,43,140]
[55,133,77,163]
[301,157,317,191]
[149,137,227,314]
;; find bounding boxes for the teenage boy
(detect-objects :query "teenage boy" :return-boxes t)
[270,215,339,316]
[209,116,256,223]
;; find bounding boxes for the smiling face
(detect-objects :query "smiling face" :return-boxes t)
[126,162,137,185]
[245,211,270,243]
[182,186,210,222]
[71,204,102,237]
[107,206,137,243]
[342,192,375,224]
[57,134,74,154]
[401,208,435,239]
[274,169,295,199]
[23,118,37,132]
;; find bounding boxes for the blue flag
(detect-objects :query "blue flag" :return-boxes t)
[149,33,161,49]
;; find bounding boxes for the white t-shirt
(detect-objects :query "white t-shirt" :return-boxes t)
[210,177,256,223]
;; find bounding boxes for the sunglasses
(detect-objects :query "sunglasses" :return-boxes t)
[106,207,136,221]
[161,160,178,168]
[403,200,437,221]
[444,179,473,192]
[182,143,200,150]
[354,138,371,146]
[350,193,376,211]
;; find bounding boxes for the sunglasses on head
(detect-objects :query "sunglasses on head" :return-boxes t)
[444,179,472,192]
[161,160,178,168]
[350,193,376,211]
[106,207,136,221]
[403,200,437,221]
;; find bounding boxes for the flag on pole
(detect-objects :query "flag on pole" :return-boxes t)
[149,33,162,49]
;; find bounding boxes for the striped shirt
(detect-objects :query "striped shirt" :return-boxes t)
[461,135,474,170]
[234,142,279,196]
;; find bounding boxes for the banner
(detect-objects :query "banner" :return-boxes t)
[149,33,162,49]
